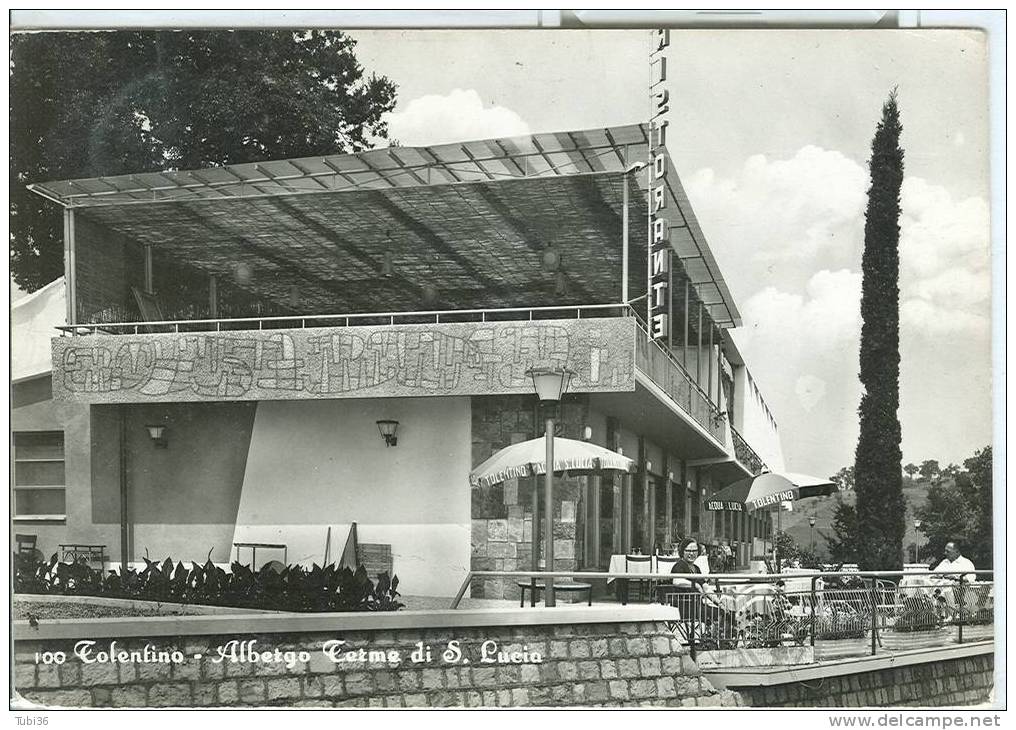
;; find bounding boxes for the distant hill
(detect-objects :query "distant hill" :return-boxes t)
[778,478,934,560]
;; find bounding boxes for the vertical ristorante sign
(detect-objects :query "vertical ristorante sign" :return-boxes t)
[648,29,670,342]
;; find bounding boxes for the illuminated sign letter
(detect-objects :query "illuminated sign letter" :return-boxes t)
[648,29,671,343]
[654,152,667,180]
[653,89,669,116]
[653,218,669,244]
[651,249,668,277]
[650,313,668,339]
[651,281,668,309]
[653,119,669,148]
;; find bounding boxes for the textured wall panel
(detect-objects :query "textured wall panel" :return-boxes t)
[52,317,635,404]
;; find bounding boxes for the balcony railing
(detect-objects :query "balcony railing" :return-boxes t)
[628,309,725,444]
[731,427,767,476]
[450,568,994,666]
[55,302,632,336]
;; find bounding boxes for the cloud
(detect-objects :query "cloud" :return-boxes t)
[687,146,868,269]
[690,146,991,475]
[686,148,991,341]
[738,269,862,354]
[898,176,991,336]
[383,89,530,146]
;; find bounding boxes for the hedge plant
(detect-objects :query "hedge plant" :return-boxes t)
[13,552,403,612]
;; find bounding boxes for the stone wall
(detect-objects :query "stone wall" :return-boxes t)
[470,394,591,600]
[731,652,994,708]
[14,619,738,709]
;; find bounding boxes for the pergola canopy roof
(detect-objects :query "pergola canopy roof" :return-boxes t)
[31,123,741,326]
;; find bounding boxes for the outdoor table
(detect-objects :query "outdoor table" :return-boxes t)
[516,580,592,607]
[606,554,657,604]
[778,567,822,595]
[233,541,287,568]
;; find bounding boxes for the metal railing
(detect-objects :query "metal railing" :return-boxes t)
[450,569,994,665]
[626,307,725,441]
[57,302,632,336]
[731,427,766,475]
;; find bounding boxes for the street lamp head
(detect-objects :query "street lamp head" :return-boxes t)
[914,519,922,530]
[808,517,816,527]
[525,366,576,403]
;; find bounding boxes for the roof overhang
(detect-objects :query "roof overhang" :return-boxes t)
[30,123,740,326]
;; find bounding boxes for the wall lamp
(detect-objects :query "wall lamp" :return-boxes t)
[145,424,168,448]
[376,420,399,447]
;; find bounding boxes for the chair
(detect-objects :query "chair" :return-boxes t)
[872,578,898,630]
[16,534,37,556]
[654,554,681,602]
[624,554,653,602]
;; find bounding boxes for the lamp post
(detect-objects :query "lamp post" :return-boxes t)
[913,519,922,564]
[808,516,816,553]
[526,366,575,607]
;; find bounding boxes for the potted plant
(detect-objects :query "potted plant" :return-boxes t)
[883,592,951,651]
[812,602,870,660]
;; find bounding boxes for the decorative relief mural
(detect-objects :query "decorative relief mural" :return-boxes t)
[52,318,635,403]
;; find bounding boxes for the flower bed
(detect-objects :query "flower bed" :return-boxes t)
[13,553,403,613]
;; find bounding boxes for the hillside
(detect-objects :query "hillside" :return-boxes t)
[777,478,933,560]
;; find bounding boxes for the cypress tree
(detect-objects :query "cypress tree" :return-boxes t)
[854,91,906,570]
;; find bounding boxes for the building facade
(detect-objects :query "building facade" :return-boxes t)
[14,125,783,599]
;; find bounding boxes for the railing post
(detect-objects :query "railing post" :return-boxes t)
[810,576,818,648]
[449,571,473,610]
[870,580,878,656]
[957,579,965,644]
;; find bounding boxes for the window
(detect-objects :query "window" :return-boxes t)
[13,431,66,519]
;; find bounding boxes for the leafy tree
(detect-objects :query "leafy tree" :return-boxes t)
[918,459,940,482]
[830,466,855,491]
[853,91,906,571]
[10,30,398,291]
[940,463,961,481]
[915,446,992,569]
[903,463,919,480]
[825,502,859,565]
[773,530,822,570]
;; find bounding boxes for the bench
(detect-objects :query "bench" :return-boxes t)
[59,543,107,571]
[517,580,593,607]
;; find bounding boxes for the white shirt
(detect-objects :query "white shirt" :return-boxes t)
[694,555,711,575]
[934,555,976,582]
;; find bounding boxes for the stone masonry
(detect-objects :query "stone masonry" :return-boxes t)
[471,394,591,601]
[13,619,739,709]
[733,653,994,708]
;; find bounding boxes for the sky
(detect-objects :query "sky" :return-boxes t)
[350,29,992,478]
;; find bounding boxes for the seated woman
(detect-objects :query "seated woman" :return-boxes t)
[666,539,731,645]
[664,539,708,611]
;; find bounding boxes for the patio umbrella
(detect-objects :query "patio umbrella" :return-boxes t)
[705,472,837,513]
[469,436,636,489]
[705,471,837,573]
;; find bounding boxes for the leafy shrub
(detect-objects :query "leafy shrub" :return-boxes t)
[891,593,942,633]
[13,553,403,612]
[813,605,867,640]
